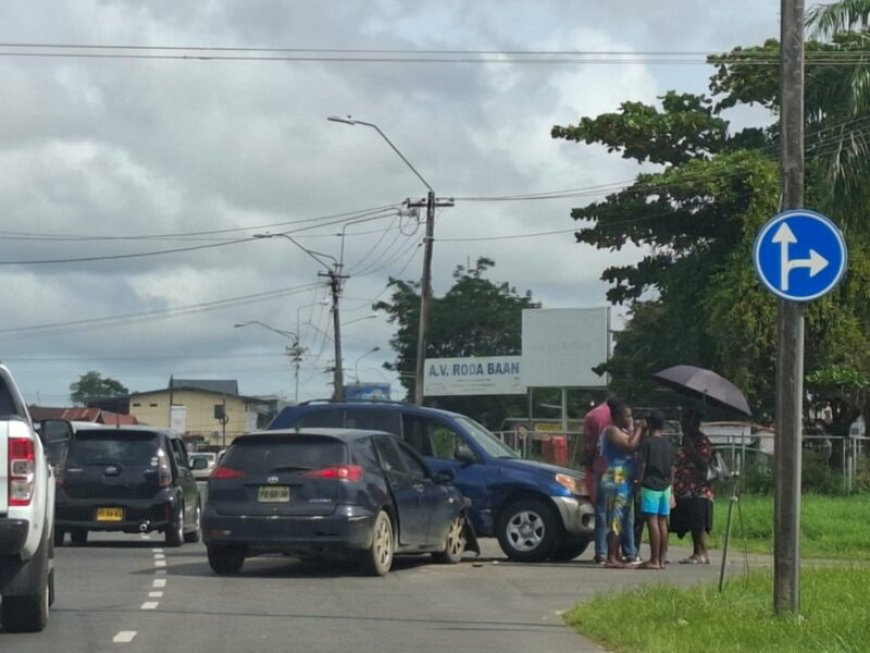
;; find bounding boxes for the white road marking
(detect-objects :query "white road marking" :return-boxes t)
[148,591,163,598]
[153,553,165,559]
[153,578,166,588]
[154,559,166,567]
[155,568,167,575]
[151,548,164,553]
[140,601,159,610]
[113,631,137,643]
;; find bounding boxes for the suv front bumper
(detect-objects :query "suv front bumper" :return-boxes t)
[551,496,595,535]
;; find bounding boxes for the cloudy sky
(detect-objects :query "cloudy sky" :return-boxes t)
[0,0,782,406]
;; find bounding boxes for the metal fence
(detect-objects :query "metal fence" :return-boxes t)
[493,429,870,492]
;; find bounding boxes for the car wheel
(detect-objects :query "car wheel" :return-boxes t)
[207,545,245,574]
[432,514,466,564]
[183,503,201,544]
[496,498,560,562]
[550,536,591,561]
[361,510,394,576]
[165,503,184,547]
[70,529,88,546]
[0,535,50,632]
[53,529,65,547]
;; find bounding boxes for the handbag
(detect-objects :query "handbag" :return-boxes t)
[705,451,729,482]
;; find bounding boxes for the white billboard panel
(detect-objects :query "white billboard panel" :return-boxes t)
[424,356,525,397]
[521,308,610,388]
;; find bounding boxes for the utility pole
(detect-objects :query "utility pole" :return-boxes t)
[775,0,805,615]
[406,194,454,405]
[320,267,349,401]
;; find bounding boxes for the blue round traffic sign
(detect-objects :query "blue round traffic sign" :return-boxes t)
[753,210,848,302]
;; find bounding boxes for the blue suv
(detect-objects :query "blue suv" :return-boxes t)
[268,401,594,562]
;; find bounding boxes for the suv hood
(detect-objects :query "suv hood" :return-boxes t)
[495,456,584,479]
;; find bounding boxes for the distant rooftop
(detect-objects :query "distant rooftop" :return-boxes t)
[170,379,239,395]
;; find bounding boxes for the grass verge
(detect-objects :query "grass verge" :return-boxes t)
[564,567,870,653]
[704,493,870,560]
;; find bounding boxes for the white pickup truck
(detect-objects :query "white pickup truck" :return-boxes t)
[0,363,55,632]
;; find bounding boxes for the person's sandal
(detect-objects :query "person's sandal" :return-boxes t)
[678,556,701,564]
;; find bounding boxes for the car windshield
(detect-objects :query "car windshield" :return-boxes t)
[222,435,348,475]
[67,432,158,466]
[454,416,518,458]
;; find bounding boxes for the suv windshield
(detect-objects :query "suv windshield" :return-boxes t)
[454,416,518,458]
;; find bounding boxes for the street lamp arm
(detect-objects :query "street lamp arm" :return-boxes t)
[327,116,433,192]
[234,321,298,341]
[253,232,339,271]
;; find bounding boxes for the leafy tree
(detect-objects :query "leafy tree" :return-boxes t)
[551,17,870,426]
[374,257,544,428]
[69,371,129,406]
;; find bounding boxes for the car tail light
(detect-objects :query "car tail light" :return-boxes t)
[304,465,363,482]
[9,437,36,507]
[211,465,247,480]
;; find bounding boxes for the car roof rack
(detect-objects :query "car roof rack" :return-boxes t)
[298,398,412,407]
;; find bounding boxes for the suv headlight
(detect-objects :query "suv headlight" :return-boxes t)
[555,473,582,495]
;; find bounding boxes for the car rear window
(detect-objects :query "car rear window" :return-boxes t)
[222,435,348,474]
[67,431,159,466]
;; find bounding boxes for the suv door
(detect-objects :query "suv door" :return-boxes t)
[372,436,430,547]
[401,414,491,531]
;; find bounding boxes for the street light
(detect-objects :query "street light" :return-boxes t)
[354,346,381,383]
[234,321,304,403]
[327,115,436,405]
[254,232,347,401]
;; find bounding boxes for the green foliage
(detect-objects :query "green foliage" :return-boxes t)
[373,257,540,428]
[564,567,870,653]
[69,370,129,406]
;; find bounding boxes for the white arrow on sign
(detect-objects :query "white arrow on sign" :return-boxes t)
[771,222,829,291]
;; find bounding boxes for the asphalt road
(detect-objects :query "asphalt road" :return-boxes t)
[0,526,764,653]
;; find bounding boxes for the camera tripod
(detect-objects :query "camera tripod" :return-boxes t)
[717,468,750,592]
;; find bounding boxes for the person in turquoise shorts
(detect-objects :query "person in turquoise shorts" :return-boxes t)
[636,410,675,569]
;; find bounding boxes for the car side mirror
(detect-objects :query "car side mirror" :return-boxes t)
[433,469,455,484]
[455,444,476,464]
[191,457,209,470]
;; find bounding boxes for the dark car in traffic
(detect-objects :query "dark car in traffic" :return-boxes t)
[202,428,474,576]
[268,401,594,562]
[53,425,201,547]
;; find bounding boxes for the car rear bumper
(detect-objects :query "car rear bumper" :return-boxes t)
[202,504,377,553]
[0,519,29,555]
[551,496,595,535]
[55,494,177,533]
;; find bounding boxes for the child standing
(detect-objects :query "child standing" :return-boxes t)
[635,410,675,569]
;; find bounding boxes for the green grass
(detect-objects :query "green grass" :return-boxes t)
[564,567,870,653]
[705,493,870,560]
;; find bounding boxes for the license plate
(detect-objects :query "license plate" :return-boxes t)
[96,507,124,522]
[258,486,290,503]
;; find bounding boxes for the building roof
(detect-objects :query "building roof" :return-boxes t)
[28,406,139,425]
[171,379,239,395]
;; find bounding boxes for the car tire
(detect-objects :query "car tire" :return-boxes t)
[432,514,466,564]
[70,529,88,546]
[549,536,591,561]
[53,529,65,547]
[496,498,560,562]
[207,545,245,575]
[165,503,185,547]
[361,510,394,576]
[183,503,201,544]
[0,534,50,632]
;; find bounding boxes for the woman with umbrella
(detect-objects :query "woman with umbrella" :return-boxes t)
[670,409,714,564]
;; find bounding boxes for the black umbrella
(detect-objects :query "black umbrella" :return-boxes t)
[651,365,752,417]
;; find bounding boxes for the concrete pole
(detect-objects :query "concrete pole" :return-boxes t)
[413,189,436,405]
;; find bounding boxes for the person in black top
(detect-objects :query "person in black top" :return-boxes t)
[635,410,675,569]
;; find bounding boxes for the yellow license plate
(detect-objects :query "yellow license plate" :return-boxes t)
[96,507,124,522]
[258,486,290,503]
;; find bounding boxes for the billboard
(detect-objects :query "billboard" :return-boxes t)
[520,307,610,388]
[345,382,391,401]
[424,356,525,397]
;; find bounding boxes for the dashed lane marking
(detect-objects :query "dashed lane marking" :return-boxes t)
[140,601,159,610]
[113,631,137,643]
[148,591,163,598]
[153,578,167,588]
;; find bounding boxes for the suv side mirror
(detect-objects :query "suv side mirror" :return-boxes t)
[455,443,476,464]
[191,457,209,470]
[433,469,455,484]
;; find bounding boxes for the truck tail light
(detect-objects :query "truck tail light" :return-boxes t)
[9,437,36,506]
